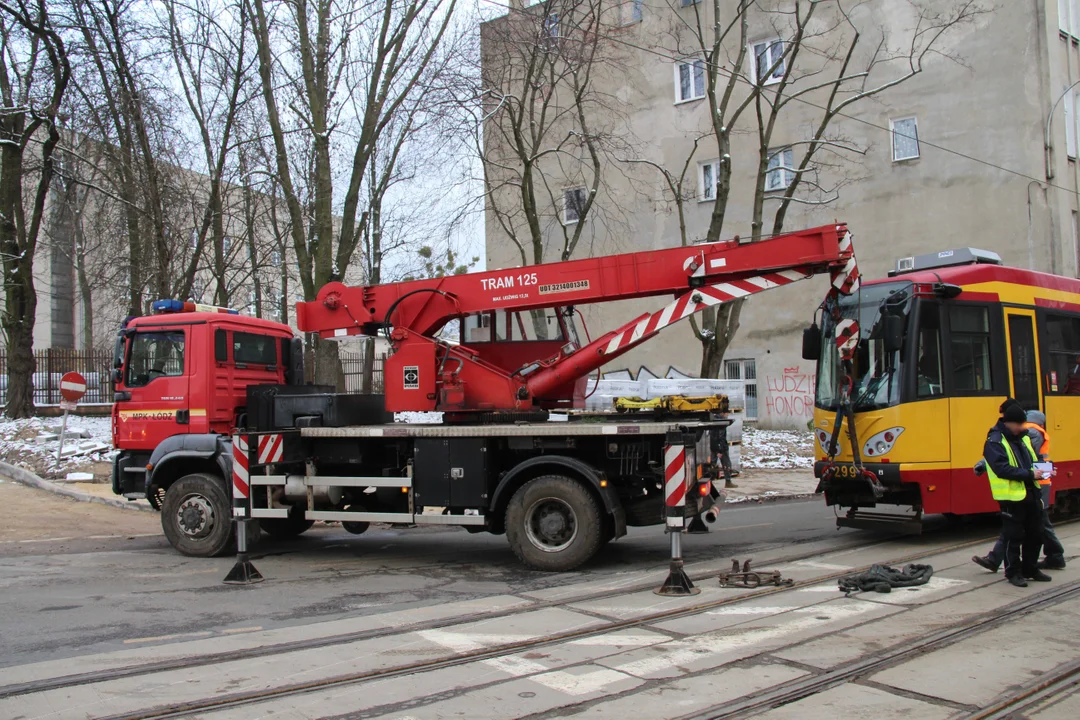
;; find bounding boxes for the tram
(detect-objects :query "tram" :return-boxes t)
[807,248,1080,531]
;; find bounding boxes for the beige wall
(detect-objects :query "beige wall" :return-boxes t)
[484,1,1078,427]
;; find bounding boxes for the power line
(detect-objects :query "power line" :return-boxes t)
[477,0,1075,196]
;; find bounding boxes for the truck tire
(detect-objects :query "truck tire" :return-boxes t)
[505,475,603,572]
[161,473,234,557]
[261,512,315,539]
[341,505,370,535]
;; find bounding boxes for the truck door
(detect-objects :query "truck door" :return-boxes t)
[115,328,191,451]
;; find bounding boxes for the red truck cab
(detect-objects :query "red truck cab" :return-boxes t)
[112,302,298,554]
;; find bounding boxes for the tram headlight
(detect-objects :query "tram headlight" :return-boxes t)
[863,427,905,458]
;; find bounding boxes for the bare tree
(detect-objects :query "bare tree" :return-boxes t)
[250,0,459,387]
[160,0,255,306]
[478,0,633,270]
[0,0,71,417]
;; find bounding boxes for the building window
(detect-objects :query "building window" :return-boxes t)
[765,148,794,191]
[724,358,757,421]
[270,250,282,267]
[619,0,643,24]
[680,0,700,6]
[890,117,920,161]
[222,236,232,254]
[1070,91,1080,160]
[1066,92,1077,159]
[674,59,705,103]
[1074,211,1080,277]
[752,39,785,85]
[563,187,586,224]
[1060,0,1080,38]
[699,160,719,201]
[543,13,558,40]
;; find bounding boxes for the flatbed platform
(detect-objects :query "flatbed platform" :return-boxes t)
[299,416,732,439]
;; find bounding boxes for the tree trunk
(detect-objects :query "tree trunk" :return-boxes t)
[697,300,744,379]
[360,337,375,394]
[76,231,94,352]
[0,122,35,418]
[360,200,381,393]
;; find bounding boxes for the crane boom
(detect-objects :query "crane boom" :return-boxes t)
[296,224,860,414]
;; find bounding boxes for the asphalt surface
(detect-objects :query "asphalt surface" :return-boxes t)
[0,483,999,671]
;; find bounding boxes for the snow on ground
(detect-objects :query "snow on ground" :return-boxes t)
[740,425,814,469]
[0,416,115,478]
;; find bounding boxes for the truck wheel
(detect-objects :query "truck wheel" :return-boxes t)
[261,512,315,538]
[505,475,603,572]
[161,473,234,557]
[341,505,370,535]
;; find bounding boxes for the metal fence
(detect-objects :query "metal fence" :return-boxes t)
[341,353,385,394]
[0,348,115,405]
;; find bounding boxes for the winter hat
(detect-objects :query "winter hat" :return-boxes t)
[1026,410,1046,427]
[1000,399,1026,424]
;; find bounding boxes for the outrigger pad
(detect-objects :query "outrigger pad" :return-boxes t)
[655,563,701,596]
[223,558,265,585]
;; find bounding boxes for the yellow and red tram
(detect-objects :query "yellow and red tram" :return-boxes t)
[811,249,1080,530]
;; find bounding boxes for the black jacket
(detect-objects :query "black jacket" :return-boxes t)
[984,420,1037,490]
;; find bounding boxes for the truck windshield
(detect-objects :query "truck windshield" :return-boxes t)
[816,282,913,412]
[126,331,185,388]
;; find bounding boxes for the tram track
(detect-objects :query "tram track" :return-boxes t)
[0,533,879,701]
[674,578,1080,720]
[19,530,1012,720]
[965,657,1080,720]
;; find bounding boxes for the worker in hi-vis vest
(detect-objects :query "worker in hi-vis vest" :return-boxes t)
[973,409,1066,573]
[975,399,1055,587]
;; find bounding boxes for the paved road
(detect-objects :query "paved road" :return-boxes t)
[4,515,1072,720]
[0,480,996,670]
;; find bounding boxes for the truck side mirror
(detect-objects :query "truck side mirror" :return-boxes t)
[802,324,821,361]
[883,314,904,353]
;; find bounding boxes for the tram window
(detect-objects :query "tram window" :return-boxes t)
[950,306,994,392]
[917,304,943,397]
[1045,313,1080,395]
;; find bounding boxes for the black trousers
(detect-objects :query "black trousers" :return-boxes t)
[999,493,1043,578]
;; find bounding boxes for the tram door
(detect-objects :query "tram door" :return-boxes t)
[1004,309,1042,411]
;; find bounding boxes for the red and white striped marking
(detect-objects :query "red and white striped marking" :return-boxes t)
[603,269,812,356]
[232,435,250,502]
[835,318,859,359]
[665,445,687,508]
[257,434,283,464]
[830,231,861,296]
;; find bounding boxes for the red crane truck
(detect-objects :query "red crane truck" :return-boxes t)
[111,224,861,571]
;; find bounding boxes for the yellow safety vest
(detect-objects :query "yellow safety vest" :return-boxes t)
[985,434,1038,502]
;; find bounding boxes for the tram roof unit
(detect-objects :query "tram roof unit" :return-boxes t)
[868,251,1080,303]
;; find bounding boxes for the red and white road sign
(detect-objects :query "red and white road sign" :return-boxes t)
[59,371,87,402]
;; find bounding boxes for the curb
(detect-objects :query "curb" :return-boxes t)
[0,460,154,513]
